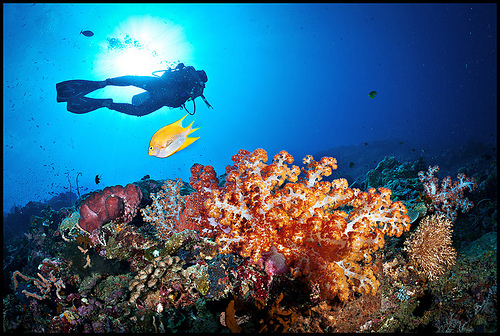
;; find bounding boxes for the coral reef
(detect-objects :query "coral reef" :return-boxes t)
[2,146,496,333]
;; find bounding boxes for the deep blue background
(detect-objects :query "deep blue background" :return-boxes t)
[3,4,497,213]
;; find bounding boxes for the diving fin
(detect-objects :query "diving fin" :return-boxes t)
[56,79,106,102]
[66,97,112,114]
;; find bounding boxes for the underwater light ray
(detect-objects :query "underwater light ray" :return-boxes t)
[90,15,193,105]
[95,15,193,78]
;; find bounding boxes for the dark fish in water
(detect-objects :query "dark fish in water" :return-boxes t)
[481,154,492,160]
[95,174,100,184]
[349,162,355,168]
[80,30,94,37]
[368,91,377,99]
[141,174,150,180]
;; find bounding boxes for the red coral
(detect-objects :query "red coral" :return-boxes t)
[181,164,221,238]
[77,184,143,234]
[234,258,272,302]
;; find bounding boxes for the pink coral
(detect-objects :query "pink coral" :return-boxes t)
[418,165,477,222]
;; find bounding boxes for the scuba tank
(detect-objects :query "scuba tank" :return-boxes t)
[150,65,213,113]
[132,91,150,106]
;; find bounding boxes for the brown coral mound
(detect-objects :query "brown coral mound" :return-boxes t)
[403,213,457,281]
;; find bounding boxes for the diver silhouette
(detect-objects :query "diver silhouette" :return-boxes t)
[56,63,212,116]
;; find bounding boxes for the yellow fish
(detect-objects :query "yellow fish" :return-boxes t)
[148,114,200,158]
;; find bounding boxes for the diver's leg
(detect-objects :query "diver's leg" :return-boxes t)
[106,102,148,116]
[105,76,161,91]
[56,80,107,102]
[67,97,113,114]
[107,100,164,117]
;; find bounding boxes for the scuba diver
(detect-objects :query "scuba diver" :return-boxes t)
[56,63,212,116]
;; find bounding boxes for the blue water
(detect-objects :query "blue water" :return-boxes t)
[3,3,497,213]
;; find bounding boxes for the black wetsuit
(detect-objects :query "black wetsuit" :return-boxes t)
[106,64,206,116]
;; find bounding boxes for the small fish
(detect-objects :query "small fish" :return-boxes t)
[481,154,492,160]
[368,90,377,99]
[80,30,94,37]
[148,114,200,158]
[95,174,100,184]
[349,162,355,168]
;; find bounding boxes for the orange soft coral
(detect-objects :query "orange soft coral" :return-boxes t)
[204,148,410,301]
